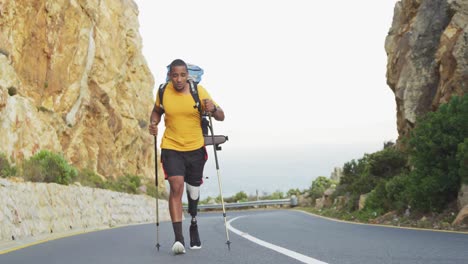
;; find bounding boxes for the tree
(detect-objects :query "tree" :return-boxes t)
[268,190,285,200]
[287,188,302,197]
[232,191,248,202]
[309,176,333,200]
[406,94,468,212]
[367,147,408,180]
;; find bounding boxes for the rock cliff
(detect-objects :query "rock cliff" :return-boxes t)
[386,0,467,223]
[385,0,467,140]
[0,0,158,183]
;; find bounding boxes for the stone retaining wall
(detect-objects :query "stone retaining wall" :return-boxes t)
[0,178,170,242]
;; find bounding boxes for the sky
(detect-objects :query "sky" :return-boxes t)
[134,0,400,198]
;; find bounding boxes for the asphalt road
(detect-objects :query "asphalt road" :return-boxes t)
[1,210,467,264]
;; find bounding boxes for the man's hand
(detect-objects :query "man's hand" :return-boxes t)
[203,99,217,114]
[149,121,158,136]
[203,99,225,121]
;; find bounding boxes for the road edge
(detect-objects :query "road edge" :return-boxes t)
[293,209,468,235]
[0,221,161,255]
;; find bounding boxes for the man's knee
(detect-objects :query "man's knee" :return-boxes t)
[169,176,184,195]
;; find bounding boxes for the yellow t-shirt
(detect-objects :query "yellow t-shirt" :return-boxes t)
[155,82,218,151]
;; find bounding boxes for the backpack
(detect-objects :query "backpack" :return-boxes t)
[165,63,204,84]
[158,64,228,149]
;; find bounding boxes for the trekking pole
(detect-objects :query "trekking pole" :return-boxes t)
[154,135,161,251]
[207,113,231,250]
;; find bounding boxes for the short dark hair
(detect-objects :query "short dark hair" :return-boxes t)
[169,59,188,73]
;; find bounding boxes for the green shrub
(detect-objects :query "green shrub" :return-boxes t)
[105,174,142,194]
[363,181,388,214]
[76,168,105,188]
[341,159,366,185]
[232,191,248,202]
[80,171,159,197]
[262,190,285,200]
[22,150,77,185]
[338,147,408,200]
[132,178,166,199]
[353,209,380,222]
[367,147,408,179]
[406,94,468,212]
[385,173,410,211]
[309,176,334,200]
[287,188,303,197]
[0,153,16,178]
[223,192,242,203]
[349,173,379,196]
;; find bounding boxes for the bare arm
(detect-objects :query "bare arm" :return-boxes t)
[150,105,162,124]
[212,106,225,121]
[149,105,162,135]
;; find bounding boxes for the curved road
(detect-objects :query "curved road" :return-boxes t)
[1,210,467,264]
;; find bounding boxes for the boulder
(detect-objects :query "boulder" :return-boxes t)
[458,184,468,210]
[334,195,348,210]
[452,205,468,226]
[359,193,370,211]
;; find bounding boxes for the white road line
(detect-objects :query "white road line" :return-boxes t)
[227,216,328,264]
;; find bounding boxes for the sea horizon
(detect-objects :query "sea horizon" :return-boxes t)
[177,141,392,202]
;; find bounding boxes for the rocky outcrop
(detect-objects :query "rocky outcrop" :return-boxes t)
[333,195,348,211]
[297,194,313,207]
[315,198,324,210]
[458,184,468,209]
[385,0,468,141]
[359,193,370,211]
[0,178,170,243]
[315,188,335,209]
[0,0,158,185]
[330,167,343,183]
[452,205,468,226]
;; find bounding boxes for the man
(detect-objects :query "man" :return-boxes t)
[149,59,225,254]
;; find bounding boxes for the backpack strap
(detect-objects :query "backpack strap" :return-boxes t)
[188,80,202,115]
[157,82,168,114]
[188,80,209,135]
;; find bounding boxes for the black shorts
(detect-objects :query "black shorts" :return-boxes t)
[161,147,207,186]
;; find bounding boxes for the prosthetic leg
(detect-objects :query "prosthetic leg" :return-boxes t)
[186,183,202,249]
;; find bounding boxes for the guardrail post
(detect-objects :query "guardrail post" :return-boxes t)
[290,195,298,207]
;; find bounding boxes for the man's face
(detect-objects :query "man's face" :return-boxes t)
[170,66,188,92]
